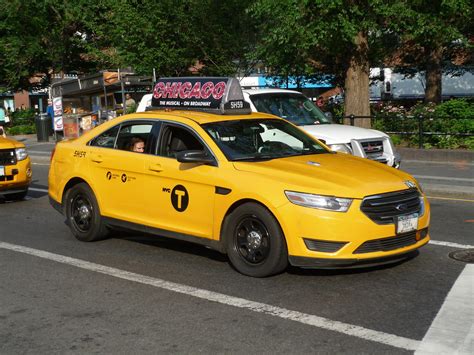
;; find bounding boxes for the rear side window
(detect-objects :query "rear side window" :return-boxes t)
[89,122,154,154]
[116,124,153,153]
[89,125,120,148]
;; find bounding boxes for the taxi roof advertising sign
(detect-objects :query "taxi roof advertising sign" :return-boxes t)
[151,77,250,115]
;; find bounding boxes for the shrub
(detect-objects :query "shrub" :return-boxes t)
[6,124,36,135]
[370,99,474,149]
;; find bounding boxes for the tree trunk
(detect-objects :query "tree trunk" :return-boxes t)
[425,45,443,104]
[344,31,371,128]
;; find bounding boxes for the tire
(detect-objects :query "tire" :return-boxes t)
[223,202,288,277]
[5,189,28,201]
[64,183,108,242]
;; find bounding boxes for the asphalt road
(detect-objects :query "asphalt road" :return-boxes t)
[0,146,473,354]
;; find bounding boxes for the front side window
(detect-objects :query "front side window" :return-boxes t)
[158,125,206,158]
[250,93,330,126]
[203,119,328,161]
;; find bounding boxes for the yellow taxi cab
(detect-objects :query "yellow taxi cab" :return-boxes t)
[0,134,32,200]
[48,77,430,277]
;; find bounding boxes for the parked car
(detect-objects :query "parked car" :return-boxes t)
[243,89,401,168]
[0,134,32,200]
[138,88,401,168]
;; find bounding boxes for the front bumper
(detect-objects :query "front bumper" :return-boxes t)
[278,195,430,265]
[0,158,32,194]
[289,249,420,269]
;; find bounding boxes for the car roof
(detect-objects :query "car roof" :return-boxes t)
[242,88,303,95]
[129,109,280,125]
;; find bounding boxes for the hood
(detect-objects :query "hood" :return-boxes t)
[233,153,414,199]
[301,124,388,145]
[0,136,25,149]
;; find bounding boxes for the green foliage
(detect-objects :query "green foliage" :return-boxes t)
[371,99,474,149]
[10,108,36,125]
[6,124,36,135]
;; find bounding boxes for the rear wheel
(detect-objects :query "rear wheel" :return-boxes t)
[223,203,288,277]
[64,183,108,242]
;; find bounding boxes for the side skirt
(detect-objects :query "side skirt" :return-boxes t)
[102,217,226,254]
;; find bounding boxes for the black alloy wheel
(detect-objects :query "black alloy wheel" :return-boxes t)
[224,202,288,277]
[234,217,271,264]
[65,183,108,242]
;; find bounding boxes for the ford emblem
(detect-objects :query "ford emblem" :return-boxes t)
[396,203,409,212]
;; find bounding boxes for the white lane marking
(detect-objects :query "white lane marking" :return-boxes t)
[29,187,48,193]
[415,264,474,355]
[0,241,420,351]
[414,175,473,183]
[32,163,50,166]
[28,150,53,154]
[430,240,474,249]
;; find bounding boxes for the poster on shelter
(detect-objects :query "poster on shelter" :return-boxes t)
[52,97,63,131]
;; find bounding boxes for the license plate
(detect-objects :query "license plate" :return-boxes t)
[0,166,4,176]
[397,213,418,234]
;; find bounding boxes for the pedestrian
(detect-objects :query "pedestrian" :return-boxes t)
[125,93,136,107]
[46,99,54,130]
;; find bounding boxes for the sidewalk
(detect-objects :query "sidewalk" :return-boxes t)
[13,134,474,199]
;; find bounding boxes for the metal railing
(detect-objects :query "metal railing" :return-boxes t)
[336,114,474,148]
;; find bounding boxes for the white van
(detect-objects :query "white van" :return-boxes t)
[137,88,401,168]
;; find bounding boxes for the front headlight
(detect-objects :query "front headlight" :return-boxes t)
[285,191,353,212]
[15,148,28,161]
[329,144,352,154]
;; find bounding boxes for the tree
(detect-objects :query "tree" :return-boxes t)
[0,0,110,90]
[391,0,473,103]
[248,0,471,127]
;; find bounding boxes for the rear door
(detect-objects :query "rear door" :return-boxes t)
[88,120,159,224]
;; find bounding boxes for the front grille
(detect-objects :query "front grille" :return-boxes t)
[354,228,428,254]
[0,175,14,182]
[0,149,16,165]
[360,189,421,225]
[361,140,384,158]
[304,238,347,253]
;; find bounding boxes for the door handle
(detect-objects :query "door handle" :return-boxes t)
[90,154,103,163]
[148,163,163,172]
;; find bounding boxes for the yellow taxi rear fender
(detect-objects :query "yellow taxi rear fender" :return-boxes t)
[219,198,288,254]
[61,177,91,206]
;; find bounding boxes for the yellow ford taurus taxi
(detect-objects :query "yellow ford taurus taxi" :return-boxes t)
[0,134,32,200]
[49,78,430,277]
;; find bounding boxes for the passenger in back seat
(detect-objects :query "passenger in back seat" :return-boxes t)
[128,137,145,153]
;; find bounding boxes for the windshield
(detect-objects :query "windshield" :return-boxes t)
[203,119,328,161]
[249,93,331,126]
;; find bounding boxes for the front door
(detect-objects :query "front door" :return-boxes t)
[142,123,217,239]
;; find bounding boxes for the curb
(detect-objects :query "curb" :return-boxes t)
[398,147,474,163]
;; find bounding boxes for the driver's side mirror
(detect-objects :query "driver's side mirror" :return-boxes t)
[176,150,216,166]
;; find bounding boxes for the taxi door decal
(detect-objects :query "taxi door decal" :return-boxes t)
[171,185,189,212]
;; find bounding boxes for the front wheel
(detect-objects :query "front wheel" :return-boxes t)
[223,203,288,277]
[64,183,108,242]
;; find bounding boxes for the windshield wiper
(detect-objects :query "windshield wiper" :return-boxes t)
[232,154,275,162]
